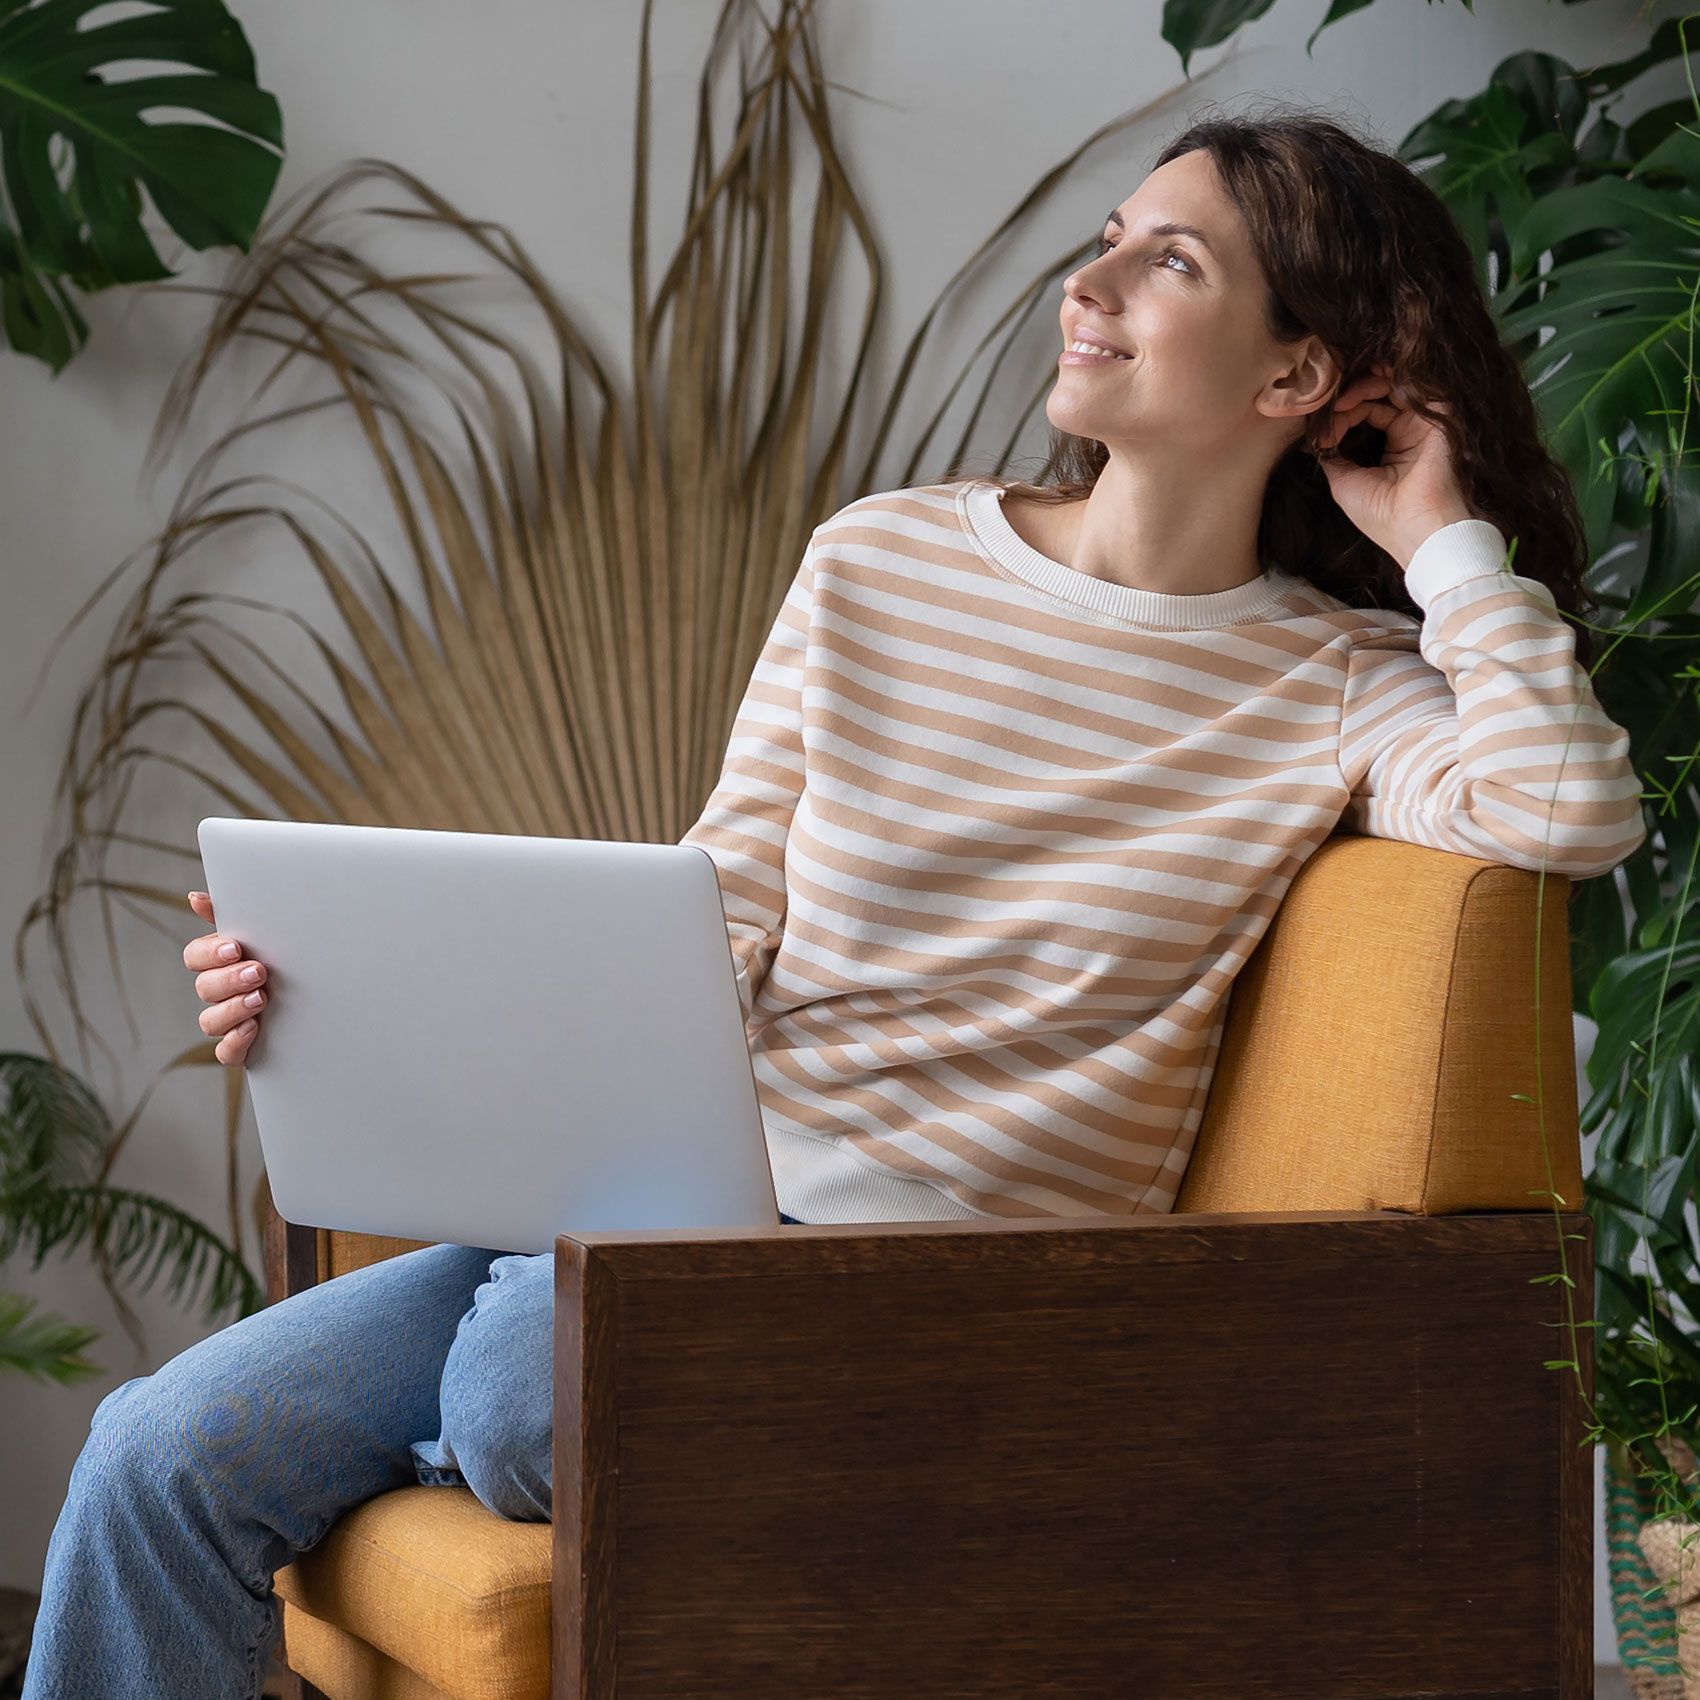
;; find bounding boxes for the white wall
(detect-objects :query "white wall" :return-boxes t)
[0,0,1669,1658]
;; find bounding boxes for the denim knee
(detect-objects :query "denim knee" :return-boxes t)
[75,1378,166,1519]
[72,1366,286,1575]
[430,1251,554,1522]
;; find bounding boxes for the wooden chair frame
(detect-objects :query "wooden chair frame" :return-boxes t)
[271,1203,1593,1699]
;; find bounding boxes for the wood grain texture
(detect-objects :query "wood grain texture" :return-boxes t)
[264,1211,321,1304]
[555,1239,618,1700]
[327,1231,431,1279]
[553,1210,1589,1700]
[1557,1210,1596,1700]
[260,1206,333,1700]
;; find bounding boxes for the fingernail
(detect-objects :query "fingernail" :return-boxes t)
[237,1018,256,1034]
[243,991,264,1009]
[218,942,238,961]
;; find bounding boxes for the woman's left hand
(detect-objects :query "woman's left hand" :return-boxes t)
[1315,364,1477,569]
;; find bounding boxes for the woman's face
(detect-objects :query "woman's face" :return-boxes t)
[1047,148,1336,459]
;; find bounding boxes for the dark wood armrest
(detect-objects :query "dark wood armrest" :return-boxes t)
[264,1213,321,1304]
[553,1209,1592,1700]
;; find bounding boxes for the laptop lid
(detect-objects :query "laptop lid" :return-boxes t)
[196,817,779,1253]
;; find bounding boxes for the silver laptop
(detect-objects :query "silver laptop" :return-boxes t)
[196,817,780,1253]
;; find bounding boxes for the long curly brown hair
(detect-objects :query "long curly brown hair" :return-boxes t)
[994,107,1594,663]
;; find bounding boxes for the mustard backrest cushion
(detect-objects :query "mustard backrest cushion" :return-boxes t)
[1177,833,1580,1216]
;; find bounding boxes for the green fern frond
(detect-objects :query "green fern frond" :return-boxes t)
[5,1184,261,1322]
[0,1050,110,1193]
[0,1291,100,1383]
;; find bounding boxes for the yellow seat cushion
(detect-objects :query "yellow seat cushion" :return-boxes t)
[281,1608,457,1700]
[275,1485,549,1700]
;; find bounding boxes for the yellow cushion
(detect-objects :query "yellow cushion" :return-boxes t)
[282,1605,457,1700]
[275,1486,549,1700]
[1178,835,1580,1215]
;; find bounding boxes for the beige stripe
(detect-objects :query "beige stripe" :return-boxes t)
[757,1056,1178,1206]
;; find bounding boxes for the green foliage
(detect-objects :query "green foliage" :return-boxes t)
[1401,54,1607,280]
[1498,133,1700,553]
[1583,884,1700,1468]
[0,0,283,370]
[1160,0,1474,73]
[3,1177,262,1321]
[1161,0,1284,75]
[0,1290,98,1382]
[0,1051,262,1382]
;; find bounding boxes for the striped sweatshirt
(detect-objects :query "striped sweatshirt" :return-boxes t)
[680,479,1646,1224]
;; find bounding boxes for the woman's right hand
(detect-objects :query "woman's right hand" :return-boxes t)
[184,890,267,1066]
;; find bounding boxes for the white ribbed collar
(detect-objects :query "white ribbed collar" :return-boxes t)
[958,479,1302,630]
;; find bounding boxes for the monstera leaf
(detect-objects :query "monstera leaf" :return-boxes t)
[1494,125,1700,559]
[1160,0,1282,73]
[1158,0,1413,71]
[1401,70,1578,274]
[1159,0,1700,71]
[0,0,283,369]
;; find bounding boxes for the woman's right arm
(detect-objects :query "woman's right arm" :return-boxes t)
[678,540,816,1018]
[183,889,268,1066]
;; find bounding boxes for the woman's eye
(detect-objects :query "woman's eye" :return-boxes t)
[1094,236,1193,275]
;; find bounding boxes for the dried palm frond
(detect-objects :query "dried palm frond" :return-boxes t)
[15,0,1202,1252]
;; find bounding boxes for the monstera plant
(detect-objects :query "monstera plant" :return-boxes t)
[0,0,283,368]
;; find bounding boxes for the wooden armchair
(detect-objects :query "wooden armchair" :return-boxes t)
[267,834,1594,1700]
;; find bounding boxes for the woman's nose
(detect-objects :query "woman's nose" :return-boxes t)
[1064,253,1118,314]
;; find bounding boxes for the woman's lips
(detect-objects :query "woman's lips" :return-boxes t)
[1059,337,1132,365]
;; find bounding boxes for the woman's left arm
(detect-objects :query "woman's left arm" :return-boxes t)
[1337,520,1647,878]
[1319,368,1646,879]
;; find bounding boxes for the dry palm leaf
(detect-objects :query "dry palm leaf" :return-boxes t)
[15,0,1201,1249]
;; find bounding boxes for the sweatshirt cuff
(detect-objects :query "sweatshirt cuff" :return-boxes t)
[1403,518,1511,612]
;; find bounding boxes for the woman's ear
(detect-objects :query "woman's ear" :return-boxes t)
[1258,335,1341,424]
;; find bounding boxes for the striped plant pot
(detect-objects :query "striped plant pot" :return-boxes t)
[1609,1442,1686,1698]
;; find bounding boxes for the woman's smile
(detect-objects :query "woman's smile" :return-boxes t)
[1060,332,1132,365]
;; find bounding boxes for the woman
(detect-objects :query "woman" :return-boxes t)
[24,110,1645,1699]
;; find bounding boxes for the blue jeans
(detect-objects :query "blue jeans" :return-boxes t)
[24,1217,803,1700]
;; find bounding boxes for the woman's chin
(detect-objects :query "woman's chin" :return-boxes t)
[1045,400,1121,442]
[1045,377,1133,439]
